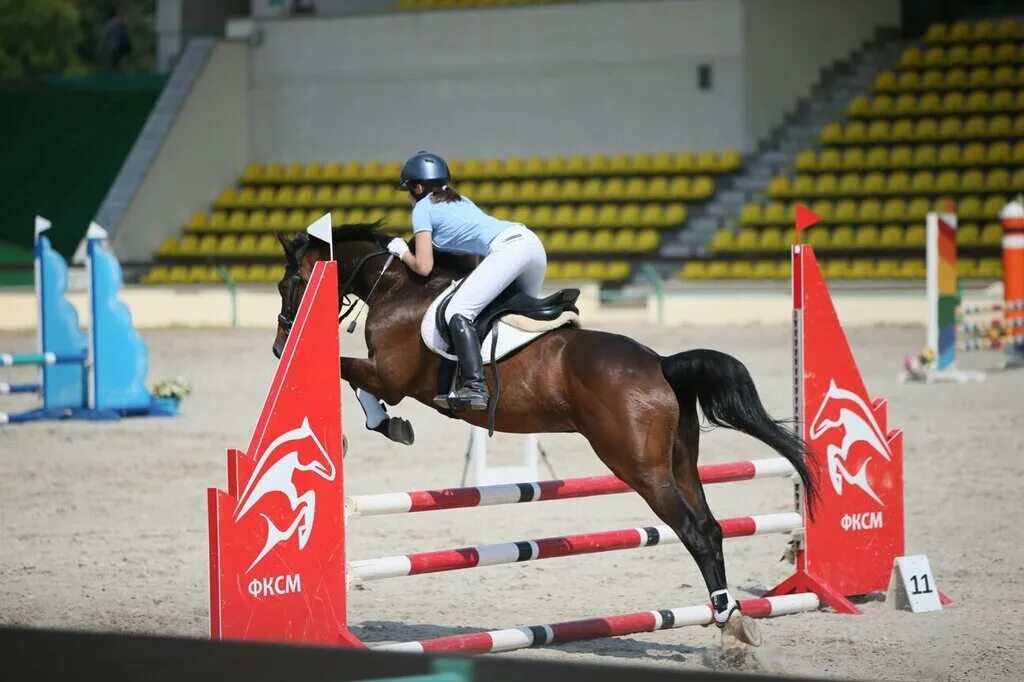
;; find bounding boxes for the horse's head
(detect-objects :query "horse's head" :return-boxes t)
[273,224,391,358]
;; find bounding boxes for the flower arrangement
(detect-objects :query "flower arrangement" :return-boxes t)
[152,377,193,401]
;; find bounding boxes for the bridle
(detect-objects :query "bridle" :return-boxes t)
[277,248,391,334]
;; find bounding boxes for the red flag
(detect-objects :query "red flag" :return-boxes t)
[794,204,821,232]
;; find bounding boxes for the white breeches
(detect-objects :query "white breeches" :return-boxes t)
[443,224,547,324]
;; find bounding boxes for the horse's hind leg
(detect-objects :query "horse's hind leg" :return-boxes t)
[583,403,757,649]
[672,400,761,649]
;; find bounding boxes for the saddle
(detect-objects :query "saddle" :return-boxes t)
[434,283,581,348]
[432,282,581,432]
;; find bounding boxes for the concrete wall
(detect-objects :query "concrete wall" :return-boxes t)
[111,42,249,262]
[249,0,747,161]
[742,0,899,148]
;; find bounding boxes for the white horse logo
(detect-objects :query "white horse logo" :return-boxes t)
[234,417,336,573]
[809,380,892,506]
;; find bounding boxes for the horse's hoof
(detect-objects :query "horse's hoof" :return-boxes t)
[720,610,762,650]
[386,417,415,445]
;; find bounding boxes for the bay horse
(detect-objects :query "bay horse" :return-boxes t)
[274,224,816,650]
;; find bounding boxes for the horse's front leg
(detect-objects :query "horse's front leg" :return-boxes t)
[342,356,415,446]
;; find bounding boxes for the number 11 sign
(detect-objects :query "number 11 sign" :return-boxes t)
[887,555,947,613]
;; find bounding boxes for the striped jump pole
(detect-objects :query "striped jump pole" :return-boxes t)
[374,593,819,654]
[349,512,801,582]
[0,382,41,394]
[0,352,87,367]
[348,457,795,518]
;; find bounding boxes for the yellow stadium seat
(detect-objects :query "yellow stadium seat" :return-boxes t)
[862,172,886,195]
[535,179,559,202]
[847,96,870,117]
[866,120,890,142]
[154,237,178,256]
[819,122,843,144]
[303,162,324,183]
[550,206,574,229]
[619,204,641,226]
[925,45,948,67]
[817,148,841,170]
[241,162,265,184]
[197,235,218,255]
[924,23,947,43]
[734,229,759,250]
[995,18,1022,39]
[283,163,303,184]
[141,265,172,284]
[910,145,936,167]
[958,196,982,220]
[652,152,675,174]
[215,188,238,209]
[841,174,864,198]
[209,211,229,230]
[708,229,733,250]
[524,156,545,177]
[942,91,966,113]
[947,44,970,66]
[976,258,1003,278]
[674,151,697,173]
[831,225,855,249]
[184,212,208,231]
[766,176,790,197]
[166,266,189,283]
[748,260,778,279]
[814,174,838,196]
[855,225,879,248]
[806,226,830,249]
[957,258,978,278]
[937,143,962,166]
[899,71,922,90]
[226,211,248,231]
[363,160,387,182]
[696,151,720,173]
[790,175,814,197]
[264,163,285,183]
[763,202,788,225]
[894,93,919,116]
[857,199,881,222]
[974,19,997,42]
[559,261,585,280]
[915,118,940,140]
[482,157,505,179]
[842,147,866,169]
[886,171,909,194]
[606,261,631,282]
[825,259,850,279]
[739,203,762,226]
[863,147,887,170]
[530,205,553,229]
[632,153,654,175]
[845,121,867,144]
[961,169,984,191]
[663,204,686,224]
[758,228,783,250]
[882,198,906,222]
[891,119,914,141]
[988,115,1011,137]
[944,68,968,89]
[639,204,663,226]
[590,229,614,251]
[594,204,619,227]
[728,261,754,279]
[905,225,926,247]
[910,171,934,193]
[647,177,670,200]
[898,260,926,279]
[980,223,1002,245]
[935,170,959,192]
[1012,168,1024,191]
[873,71,897,91]
[690,176,715,200]
[257,234,278,255]
[968,67,991,89]
[794,150,818,172]
[294,185,314,207]
[635,229,659,251]
[850,259,876,278]
[572,205,595,229]
[879,224,904,248]
[898,47,922,69]
[511,205,532,225]
[1015,113,1024,136]
[237,235,257,256]
[875,259,900,277]
[568,230,592,252]
[604,177,626,196]
[985,168,1010,192]
[678,261,709,280]
[988,141,1011,167]
[835,199,859,222]
[957,223,979,246]
[907,198,931,221]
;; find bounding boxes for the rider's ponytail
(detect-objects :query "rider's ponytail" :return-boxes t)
[429,184,462,204]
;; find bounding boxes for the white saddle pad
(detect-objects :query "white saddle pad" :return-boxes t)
[421,280,579,364]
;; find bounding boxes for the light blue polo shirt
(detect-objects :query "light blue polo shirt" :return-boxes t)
[411,194,513,257]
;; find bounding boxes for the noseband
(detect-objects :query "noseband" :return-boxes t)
[278,248,390,332]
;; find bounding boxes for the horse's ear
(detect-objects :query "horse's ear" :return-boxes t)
[276,232,292,253]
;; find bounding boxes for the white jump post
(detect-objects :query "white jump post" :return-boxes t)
[464,426,542,486]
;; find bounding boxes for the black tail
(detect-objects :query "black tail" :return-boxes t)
[661,349,816,504]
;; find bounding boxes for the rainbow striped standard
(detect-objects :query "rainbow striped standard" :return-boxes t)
[349,512,801,582]
[373,593,819,654]
[926,212,959,373]
[347,457,795,517]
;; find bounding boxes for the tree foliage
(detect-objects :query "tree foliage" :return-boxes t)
[0,0,154,78]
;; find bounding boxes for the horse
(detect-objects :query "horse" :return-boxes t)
[274,223,816,650]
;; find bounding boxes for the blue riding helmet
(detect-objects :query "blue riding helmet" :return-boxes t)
[397,151,451,190]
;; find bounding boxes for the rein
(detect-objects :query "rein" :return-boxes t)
[278,247,390,333]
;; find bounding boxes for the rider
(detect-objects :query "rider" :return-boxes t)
[387,151,548,412]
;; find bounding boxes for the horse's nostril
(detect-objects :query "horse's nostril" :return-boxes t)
[272,345,282,359]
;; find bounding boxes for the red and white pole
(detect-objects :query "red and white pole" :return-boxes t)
[1000,196,1024,368]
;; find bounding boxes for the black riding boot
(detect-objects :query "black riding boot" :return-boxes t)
[435,314,489,411]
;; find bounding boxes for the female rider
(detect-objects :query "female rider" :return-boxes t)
[386,151,548,411]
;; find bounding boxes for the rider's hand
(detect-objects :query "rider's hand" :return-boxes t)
[387,238,410,260]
